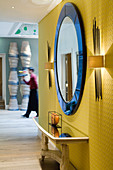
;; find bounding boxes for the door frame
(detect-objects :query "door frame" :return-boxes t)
[0,53,6,107]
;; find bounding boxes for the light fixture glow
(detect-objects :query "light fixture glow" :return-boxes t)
[88,55,105,68]
[12,6,15,9]
[32,0,52,5]
[45,62,54,70]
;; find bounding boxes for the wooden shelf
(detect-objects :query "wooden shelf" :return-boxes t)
[33,117,89,170]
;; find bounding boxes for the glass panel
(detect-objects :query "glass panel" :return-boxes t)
[57,17,79,102]
[35,117,87,138]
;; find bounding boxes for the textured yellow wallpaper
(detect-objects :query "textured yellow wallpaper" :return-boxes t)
[38,0,113,169]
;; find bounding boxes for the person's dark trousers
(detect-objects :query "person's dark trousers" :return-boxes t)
[25,89,38,117]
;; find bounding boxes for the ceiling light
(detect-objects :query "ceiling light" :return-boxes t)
[12,6,15,9]
[32,0,52,5]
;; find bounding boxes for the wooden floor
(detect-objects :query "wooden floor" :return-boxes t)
[0,110,60,170]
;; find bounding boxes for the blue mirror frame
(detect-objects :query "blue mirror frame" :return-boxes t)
[54,3,87,115]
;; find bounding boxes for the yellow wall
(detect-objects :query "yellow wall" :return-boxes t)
[38,0,113,169]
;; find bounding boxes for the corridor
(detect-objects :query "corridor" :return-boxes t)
[0,110,42,169]
[0,110,59,170]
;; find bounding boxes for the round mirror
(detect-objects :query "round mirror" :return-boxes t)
[54,3,87,115]
[57,17,79,102]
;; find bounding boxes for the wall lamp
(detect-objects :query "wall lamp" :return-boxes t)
[88,18,105,101]
[88,55,105,68]
[45,41,54,88]
[45,62,54,70]
[88,54,105,101]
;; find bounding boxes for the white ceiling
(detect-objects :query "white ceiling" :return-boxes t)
[0,0,62,22]
[0,0,62,37]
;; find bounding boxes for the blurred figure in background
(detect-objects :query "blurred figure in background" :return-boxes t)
[22,67,38,118]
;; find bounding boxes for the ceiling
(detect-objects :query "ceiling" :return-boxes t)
[0,0,62,37]
[0,0,62,22]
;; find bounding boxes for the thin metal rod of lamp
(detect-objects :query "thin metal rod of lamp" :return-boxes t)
[92,17,103,101]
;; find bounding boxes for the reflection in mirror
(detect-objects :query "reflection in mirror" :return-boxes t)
[57,17,79,102]
[54,2,87,115]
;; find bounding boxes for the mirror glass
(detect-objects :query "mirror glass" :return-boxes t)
[54,2,87,115]
[57,17,79,102]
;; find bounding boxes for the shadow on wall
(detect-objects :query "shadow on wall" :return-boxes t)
[105,43,113,78]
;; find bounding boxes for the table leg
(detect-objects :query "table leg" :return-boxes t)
[41,155,45,162]
[41,133,48,161]
[60,144,69,170]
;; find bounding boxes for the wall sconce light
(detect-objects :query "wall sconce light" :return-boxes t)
[88,55,105,68]
[45,41,54,88]
[88,18,105,101]
[88,54,105,101]
[45,62,54,70]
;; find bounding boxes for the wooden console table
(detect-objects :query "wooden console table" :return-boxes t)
[33,117,89,170]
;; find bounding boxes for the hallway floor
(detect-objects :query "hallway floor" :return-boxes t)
[0,110,60,170]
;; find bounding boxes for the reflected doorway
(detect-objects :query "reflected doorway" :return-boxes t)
[61,53,72,101]
[65,53,72,101]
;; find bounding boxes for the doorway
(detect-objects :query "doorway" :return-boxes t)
[0,54,6,107]
[65,53,72,101]
[0,58,2,99]
[61,53,72,101]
